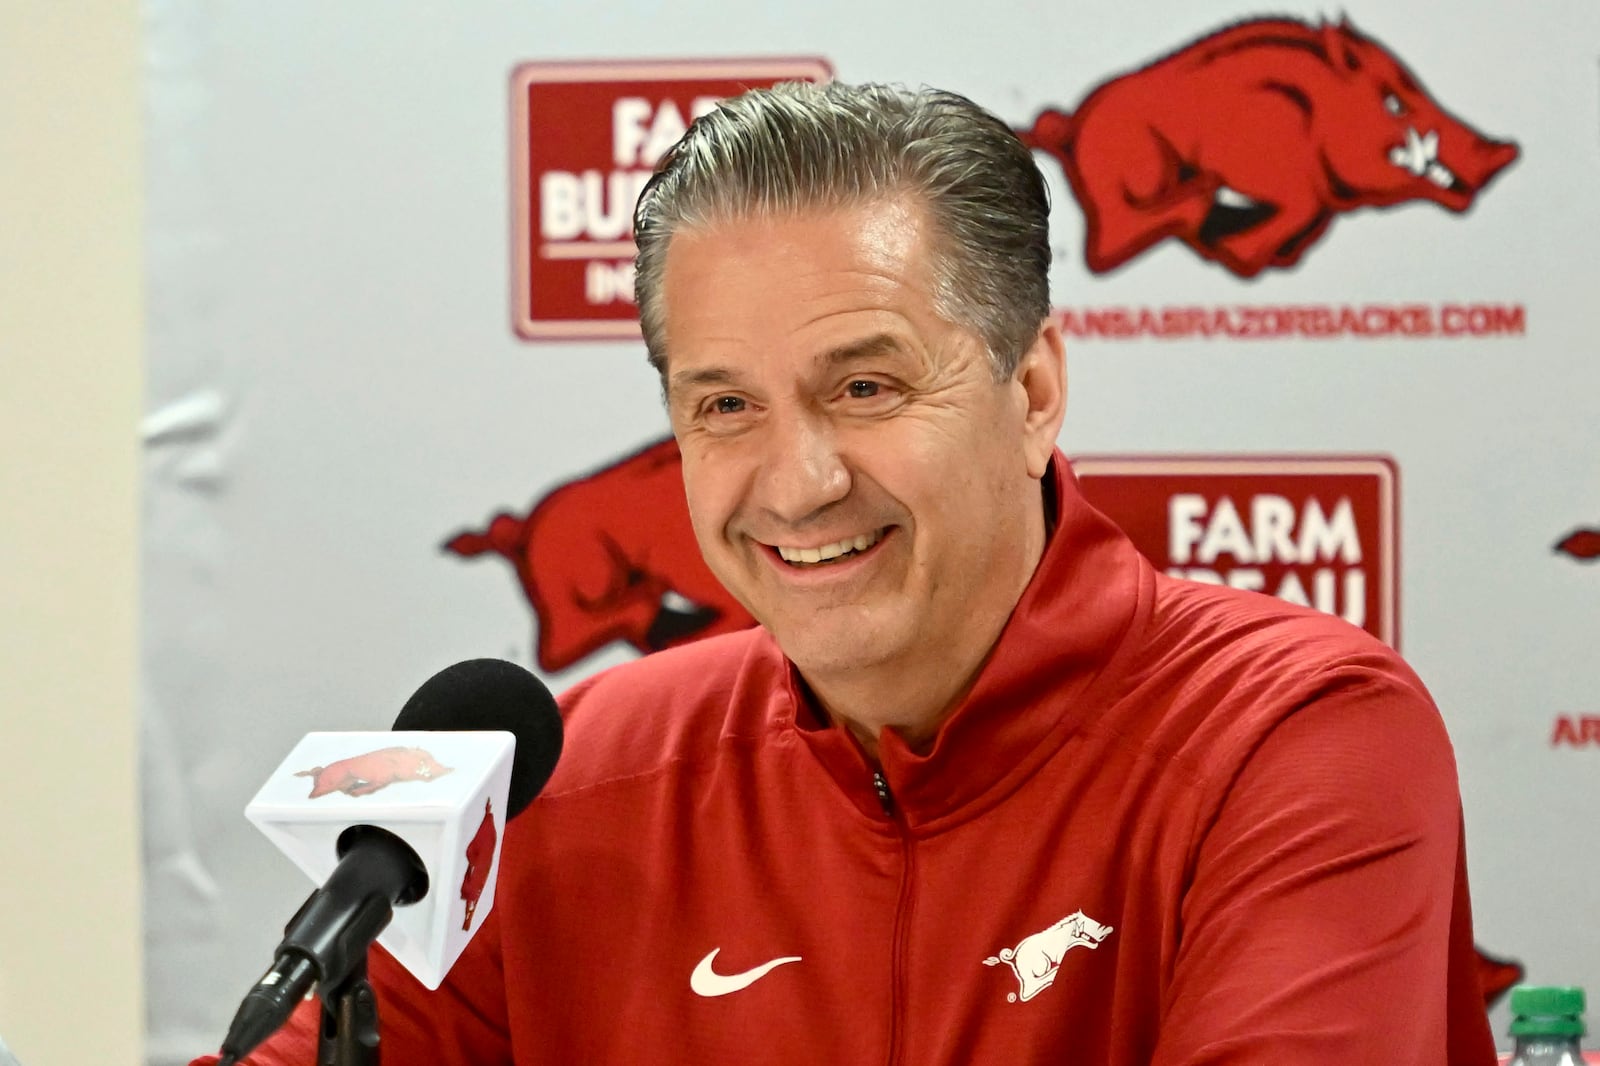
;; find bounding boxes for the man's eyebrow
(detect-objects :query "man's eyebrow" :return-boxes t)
[822,333,908,368]
[666,335,909,396]
[666,366,735,396]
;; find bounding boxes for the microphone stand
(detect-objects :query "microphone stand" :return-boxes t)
[318,957,381,1066]
[307,824,429,1066]
[218,825,424,1065]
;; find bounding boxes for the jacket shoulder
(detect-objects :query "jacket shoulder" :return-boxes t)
[1146,571,1421,691]
[542,628,781,798]
[1123,575,1445,777]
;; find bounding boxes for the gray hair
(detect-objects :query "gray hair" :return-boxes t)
[632,81,1051,380]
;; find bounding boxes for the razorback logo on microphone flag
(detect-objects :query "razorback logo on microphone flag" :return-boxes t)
[1019,16,1518,279]
[294,746,453,799]
[247,731,515,989]
[460,798,497,932]
[444,437,754,672]
[1074,456,1398,646]
[511,57,832,340]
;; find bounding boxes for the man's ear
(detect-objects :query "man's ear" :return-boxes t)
[1012,318,1067,480]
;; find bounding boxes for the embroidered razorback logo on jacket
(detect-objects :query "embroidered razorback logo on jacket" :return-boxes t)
[983,910,1114,1003]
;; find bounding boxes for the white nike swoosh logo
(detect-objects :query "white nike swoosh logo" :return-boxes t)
[689,948,802,997]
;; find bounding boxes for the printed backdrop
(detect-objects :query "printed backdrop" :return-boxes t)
[142,2,1600,1061]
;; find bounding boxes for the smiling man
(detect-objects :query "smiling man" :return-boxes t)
[655,191,1062,757]
[200,83,1496,1066]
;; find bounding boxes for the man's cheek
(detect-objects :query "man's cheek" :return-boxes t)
[693,500,747,573]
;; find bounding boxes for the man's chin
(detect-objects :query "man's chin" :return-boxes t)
[773,627,902,682]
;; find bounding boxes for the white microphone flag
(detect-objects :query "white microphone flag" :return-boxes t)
[245,731,514,990]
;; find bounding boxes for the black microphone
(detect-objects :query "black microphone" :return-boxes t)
[216,659,562,1066]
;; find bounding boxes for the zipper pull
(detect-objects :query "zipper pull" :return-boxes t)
[872,770,894,816]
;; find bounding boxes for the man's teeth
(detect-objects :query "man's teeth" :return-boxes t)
[777,530,883,565]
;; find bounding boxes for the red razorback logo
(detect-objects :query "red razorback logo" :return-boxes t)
[294,747,453,799]
[460,797,497,931]
[1555,527,1600,561]
[1017,16,1518,277]
[444,437,754,672]
[1475,945,1524,1009]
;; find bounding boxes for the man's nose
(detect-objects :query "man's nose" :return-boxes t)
[754,409,850,525]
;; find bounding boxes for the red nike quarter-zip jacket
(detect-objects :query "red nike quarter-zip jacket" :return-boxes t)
[196,455,1495,1066]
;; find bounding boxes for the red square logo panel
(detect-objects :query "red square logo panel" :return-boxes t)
[1074,456,1399,647]
[511,58,833,341]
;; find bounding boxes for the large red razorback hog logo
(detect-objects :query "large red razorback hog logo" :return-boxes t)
[444,438,754,672]
[1017,16,1518,277]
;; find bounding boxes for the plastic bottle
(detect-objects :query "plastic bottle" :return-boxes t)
[1507,986,1586,1066]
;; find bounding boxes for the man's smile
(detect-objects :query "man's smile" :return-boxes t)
[772,527,888,566]
[754,526,898,581]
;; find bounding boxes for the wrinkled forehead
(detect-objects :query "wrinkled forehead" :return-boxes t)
[653,195,939,370]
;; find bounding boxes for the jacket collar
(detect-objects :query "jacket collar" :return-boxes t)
[770,451,1154,831]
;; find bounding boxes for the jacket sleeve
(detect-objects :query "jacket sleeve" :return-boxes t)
[1150,671,1497,1065]
[187,903,513,1066]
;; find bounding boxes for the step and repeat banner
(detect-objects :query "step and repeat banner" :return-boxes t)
[142,1,1599,1060]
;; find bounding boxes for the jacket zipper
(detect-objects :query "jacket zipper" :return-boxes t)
[875,770,914,1066]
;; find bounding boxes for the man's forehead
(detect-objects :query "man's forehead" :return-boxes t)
[655,199,938,387]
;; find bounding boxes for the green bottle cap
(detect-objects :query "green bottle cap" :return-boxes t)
[1510,986,1586,1038]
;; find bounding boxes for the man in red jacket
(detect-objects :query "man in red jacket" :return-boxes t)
[198,81,1496,1065]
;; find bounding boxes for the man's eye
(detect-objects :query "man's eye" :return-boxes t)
[846,380,880,398]
[712,396,746,415]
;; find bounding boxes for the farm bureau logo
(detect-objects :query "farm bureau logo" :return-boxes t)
[1019,16,1518,278]
[1073,456,1398,645]
[511,58,831,341]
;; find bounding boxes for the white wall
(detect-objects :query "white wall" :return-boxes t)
[0,1,144,1062]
